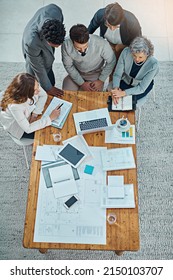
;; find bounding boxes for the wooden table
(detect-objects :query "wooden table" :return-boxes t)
[23,90,139,255]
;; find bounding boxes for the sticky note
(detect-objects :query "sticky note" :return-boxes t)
[84,165,94,175]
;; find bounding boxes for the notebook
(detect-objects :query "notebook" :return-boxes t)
[73,108,112,134]
[43,97,72,129]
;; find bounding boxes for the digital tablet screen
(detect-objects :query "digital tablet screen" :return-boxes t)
[58,143,85,167]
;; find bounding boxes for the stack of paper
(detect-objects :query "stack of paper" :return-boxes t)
[49,164,78,198]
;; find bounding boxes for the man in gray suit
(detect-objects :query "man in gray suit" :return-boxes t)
[62,24,116,91]
[22,4,66,97]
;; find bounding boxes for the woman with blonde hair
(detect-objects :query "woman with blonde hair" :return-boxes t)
[0,73,61,139]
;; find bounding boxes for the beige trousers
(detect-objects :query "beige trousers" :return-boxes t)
[62,71,103,91]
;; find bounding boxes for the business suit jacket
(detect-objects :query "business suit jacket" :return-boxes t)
[88,8,142,46]
[113,47,159,95]
[22,4,63,91]
[61,34,116,86]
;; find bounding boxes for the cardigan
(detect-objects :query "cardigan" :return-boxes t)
[112,47,159,95]
[61,34,116,86]
[88,8,142,46]
[0,89,51,139]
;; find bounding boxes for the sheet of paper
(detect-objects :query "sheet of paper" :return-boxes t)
[34,147,107,245]
[105,125,135,144]
[49,164,78,198]
[35,145,59,162]
[101,147,136,171]
[101,184,135,208]
[108,175,124,187]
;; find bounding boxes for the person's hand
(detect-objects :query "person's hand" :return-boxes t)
[90,80,104,91]
[47,86,64,98]
[80,82,93,91]
[111,88,126,98]
[49,107,61,121]
[29,113,38,123]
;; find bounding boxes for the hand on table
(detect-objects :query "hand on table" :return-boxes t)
[80,81,93,91]
[90,80,104,91]
[47,86,64,98]
[29,113,38,123]
[111,88,126,104]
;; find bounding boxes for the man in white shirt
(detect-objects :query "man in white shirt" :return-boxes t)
[61,24,116,91]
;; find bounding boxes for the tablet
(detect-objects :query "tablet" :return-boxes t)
[57,142,86,168]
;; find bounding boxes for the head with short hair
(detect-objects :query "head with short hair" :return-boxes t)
[129,36,154,57]
[104,2,124,26]
[1,73,36,111]
[69,24,89,44]
[41,19,66,45]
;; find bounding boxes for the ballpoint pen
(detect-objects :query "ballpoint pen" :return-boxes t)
[57,103,64,109]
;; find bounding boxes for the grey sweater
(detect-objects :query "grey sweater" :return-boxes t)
[61,34,116,86]
[113,47,159,95]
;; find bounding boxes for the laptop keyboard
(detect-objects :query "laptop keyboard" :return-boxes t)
[79,118,108,131]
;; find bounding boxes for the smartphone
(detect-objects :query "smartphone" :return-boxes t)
[63,195,79,209]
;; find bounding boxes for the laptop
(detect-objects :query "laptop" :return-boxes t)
[73,108,113,135]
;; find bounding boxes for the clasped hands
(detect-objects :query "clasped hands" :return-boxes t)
[80,80,104,92]
[111,87,126,105]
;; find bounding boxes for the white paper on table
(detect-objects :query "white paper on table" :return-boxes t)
[35,145,57,162]
[108,175,124,187]
[49,164,78,198]
[101,147,136,171]
[105,125,135,144]
[101,184,135,208]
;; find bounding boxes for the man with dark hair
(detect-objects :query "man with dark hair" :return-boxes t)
[62,24,116,91]
[22,4,66,97]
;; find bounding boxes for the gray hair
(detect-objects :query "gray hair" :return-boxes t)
[129,36,154,57]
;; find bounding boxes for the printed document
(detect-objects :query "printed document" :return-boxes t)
[105,125,135,144]
[34,146,107,245]
[101,184,135,208]
[101,147,136,171]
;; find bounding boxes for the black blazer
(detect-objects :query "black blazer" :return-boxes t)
[88,8,142,46]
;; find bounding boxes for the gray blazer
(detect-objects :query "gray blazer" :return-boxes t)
[22,4,63,91]
[61,34,116,85]
[113,47,159,95]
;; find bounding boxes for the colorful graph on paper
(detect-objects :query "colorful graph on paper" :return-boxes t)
[122,126,133,138]
[105,125,135,144]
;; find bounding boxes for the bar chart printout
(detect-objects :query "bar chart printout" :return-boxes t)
[105,125,135,144]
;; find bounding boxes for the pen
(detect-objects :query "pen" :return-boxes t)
[57,103,64,109]
[54,178,71,184]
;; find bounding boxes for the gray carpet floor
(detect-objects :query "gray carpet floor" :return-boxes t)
[0,62,173,260]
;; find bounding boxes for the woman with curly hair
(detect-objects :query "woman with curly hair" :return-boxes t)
[0,73,61,139]
[111,36,159,105]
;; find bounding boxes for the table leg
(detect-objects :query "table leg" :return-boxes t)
[39,248,48,254]
[114,250,124,256]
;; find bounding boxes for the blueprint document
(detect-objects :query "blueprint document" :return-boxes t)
[34,146,107,244]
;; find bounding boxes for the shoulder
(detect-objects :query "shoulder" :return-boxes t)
[147,56,159,70]
[93,8,105,18]
[62,37,73,50]
[90,34,107,44]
